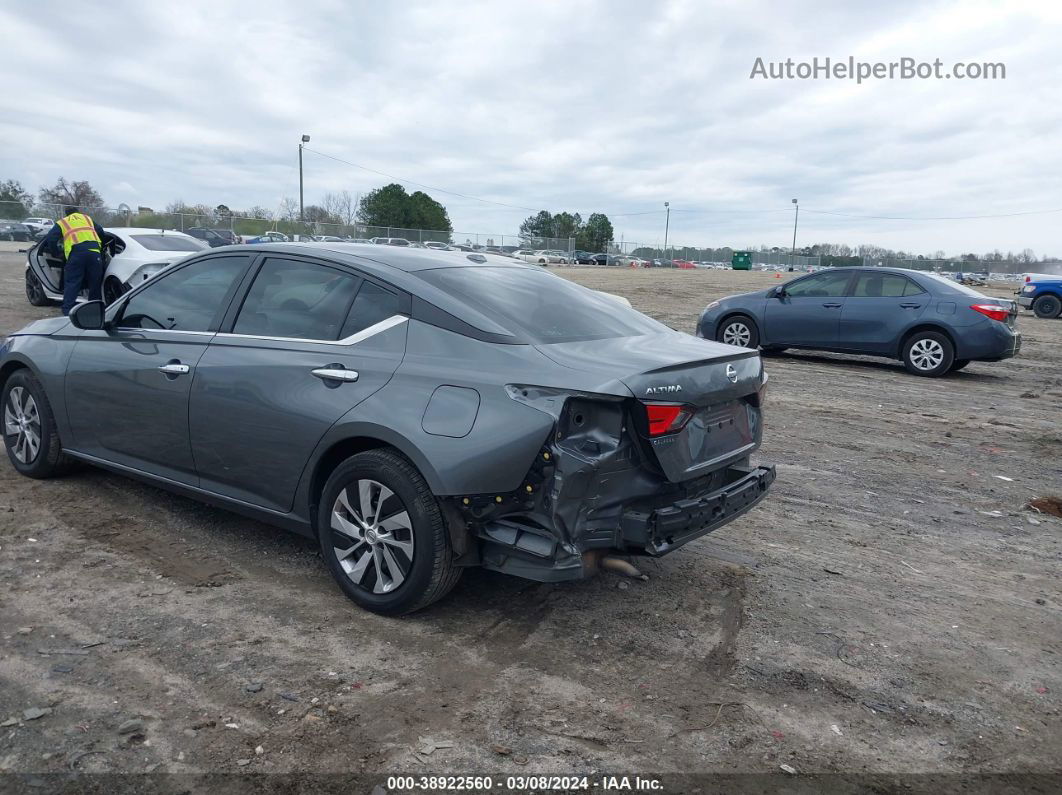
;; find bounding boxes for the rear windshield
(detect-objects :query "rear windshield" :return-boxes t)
[417,266,666,343]
[132,234,206,252]
[916,272,989,298]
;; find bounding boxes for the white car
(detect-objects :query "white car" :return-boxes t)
[25,227,207,307]
[512,249,563,265]
[423,241,453,250]
[22,217,55,237]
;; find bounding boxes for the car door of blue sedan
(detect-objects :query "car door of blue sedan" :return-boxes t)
[763,270,854,347]
[839,272,929,354]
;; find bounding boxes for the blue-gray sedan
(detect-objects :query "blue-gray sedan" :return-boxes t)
[697,267,1020,376]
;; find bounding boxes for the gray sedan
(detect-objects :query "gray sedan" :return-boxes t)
[697,267,1021,376]
[2,244,773,614]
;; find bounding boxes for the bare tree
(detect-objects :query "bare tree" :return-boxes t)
[321,190,356,225]
[278,196,299,222]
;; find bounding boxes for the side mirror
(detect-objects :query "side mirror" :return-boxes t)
[69,300,106,330]
[768,286,786,299]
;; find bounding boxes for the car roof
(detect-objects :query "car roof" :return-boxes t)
[241,242,527,274]
[107,227,198,237]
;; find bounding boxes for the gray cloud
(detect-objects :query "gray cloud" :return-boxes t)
[1,0,1059,255]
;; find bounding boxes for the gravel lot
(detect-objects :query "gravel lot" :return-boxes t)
[1,247,1059,789]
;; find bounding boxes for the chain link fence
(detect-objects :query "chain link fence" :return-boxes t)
[860,256,1038,276]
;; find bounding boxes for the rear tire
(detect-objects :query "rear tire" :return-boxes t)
[716,315,760,349]
[2,370,74,478]
[103,276,129,307]
[949,359,971,372]
[902,331,954,377]
[1032,294,1062,319]
[25,269,52,307]
[317,449,461,615]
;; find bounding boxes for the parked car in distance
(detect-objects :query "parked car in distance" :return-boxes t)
[244,231,290,244]
[22,217,55,237]
[698,267,1020,377]
[2,244,775,615]
[0,221,34,241]
[25,227,207,307]
[187,227,233,248]
[371,237,411,247]
[1016,274,1062,318]
[423,241,452,250]
[512,250,559,265]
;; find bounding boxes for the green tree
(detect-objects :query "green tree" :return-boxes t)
[38,177,105,213]
[519,210,554,241]
[407,191,452,233]
[357,183,412,227]
[0,179,32,219]
[578,213,614,252]
[552,211,582,241]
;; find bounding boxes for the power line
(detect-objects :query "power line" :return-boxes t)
[802,207,1062,221]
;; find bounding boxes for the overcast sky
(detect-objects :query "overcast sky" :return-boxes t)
[2,0,1060,256]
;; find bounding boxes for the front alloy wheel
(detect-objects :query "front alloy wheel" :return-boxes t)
[5,386,40,464]
[716,316,760,349]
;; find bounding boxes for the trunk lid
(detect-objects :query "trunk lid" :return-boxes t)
[536,333,764,482]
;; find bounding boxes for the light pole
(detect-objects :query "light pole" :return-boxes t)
[299,134,311,222]
[663,201,670,266]
[790,198,799,270]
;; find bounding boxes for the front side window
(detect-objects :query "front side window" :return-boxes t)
[852,273,919,298]
[785,270,853,298]
[233,258,360,341]
[118,256,249,331]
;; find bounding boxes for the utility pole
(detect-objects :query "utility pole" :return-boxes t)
[790,198,799,270]
[299,134,311,221]
[663,201,670,266]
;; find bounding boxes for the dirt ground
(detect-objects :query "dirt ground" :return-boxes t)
[0,247,1059,791]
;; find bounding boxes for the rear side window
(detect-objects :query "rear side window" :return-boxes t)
[417,266,666,343]
[852,273,920,297]
[785,270,852,298]
[118,256,249,331]
[131,234,206,252]
[233,258,360,341]
[340,281,401,338]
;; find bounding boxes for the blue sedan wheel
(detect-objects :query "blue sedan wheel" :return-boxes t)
[902,331,954,377]
[717,316,760,349]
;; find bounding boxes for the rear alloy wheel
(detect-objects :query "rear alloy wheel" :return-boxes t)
[318,449,461,615]
[25,269,52,307]
[902,331,954,377]
[716,316,760,349]
[1032,294,1061,319]
[2,370,73,478]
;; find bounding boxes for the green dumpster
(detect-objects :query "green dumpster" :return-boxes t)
[731,251,752,270]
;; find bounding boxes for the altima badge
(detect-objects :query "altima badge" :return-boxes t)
[645,384,682,395]
[726,364,738,383]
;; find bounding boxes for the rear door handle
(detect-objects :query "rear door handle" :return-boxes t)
[311,368,359,383]
[900,302,922,309]
[822,302,842,308]
[157,362,190,376]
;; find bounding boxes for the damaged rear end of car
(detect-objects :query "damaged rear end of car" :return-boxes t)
[444,340,774,582]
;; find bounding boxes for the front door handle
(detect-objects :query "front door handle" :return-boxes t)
[158,362,190,376]
[311,367,359,383]
[822,302,842,308]
[900,302,922,309]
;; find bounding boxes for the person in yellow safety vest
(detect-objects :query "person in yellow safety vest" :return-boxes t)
[41,206,107,316]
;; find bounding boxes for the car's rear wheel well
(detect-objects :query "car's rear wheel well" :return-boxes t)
[898,324,956,359]
[310,437,392,519]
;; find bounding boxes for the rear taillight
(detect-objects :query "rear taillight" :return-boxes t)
[642,402,694,437]
[970,304,1009,322]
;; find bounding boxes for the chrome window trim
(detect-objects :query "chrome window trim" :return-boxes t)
[111,327,216,337]
[214,314,408,346]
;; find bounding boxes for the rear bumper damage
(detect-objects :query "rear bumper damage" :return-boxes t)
[462,459,776,583]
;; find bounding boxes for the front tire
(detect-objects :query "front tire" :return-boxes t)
[902,331,954,377]
[317,449,461,615]
[1032,294,1062,319]
[716,315,760,349]
[2,370,74,478]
